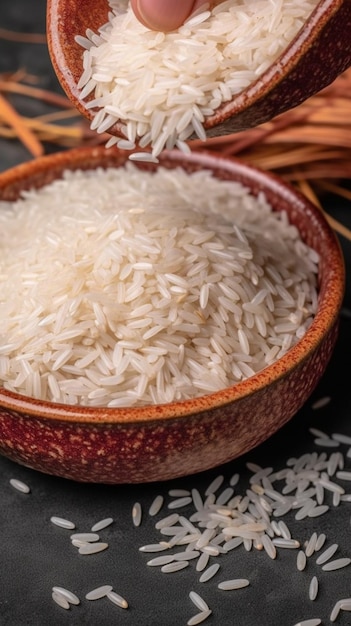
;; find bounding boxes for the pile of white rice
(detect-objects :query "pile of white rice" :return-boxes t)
[76,0,319,159]
[0,165,319,406]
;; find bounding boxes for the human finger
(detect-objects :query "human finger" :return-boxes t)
[130,0,210,31]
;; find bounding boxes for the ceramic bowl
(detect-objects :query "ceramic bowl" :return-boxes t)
[47,0,351,136]
[0,147,345,483]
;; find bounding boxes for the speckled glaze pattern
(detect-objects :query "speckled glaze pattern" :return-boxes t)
[0,147,345,483]
[47,0,351,135]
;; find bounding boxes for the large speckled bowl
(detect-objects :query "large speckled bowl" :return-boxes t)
[0,147,345,483]
[47,0,351,136]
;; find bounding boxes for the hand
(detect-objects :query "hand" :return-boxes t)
[130,0,213,31]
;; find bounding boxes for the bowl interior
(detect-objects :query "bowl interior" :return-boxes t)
[0,147,345,424]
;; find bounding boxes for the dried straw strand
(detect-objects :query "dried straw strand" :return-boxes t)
[0,28,47,44]
[0,92,43,157]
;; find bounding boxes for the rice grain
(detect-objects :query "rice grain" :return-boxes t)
[9,478,30,494]
[85,585,113,600]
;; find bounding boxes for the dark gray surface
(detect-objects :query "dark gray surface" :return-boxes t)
[1,2,351,625]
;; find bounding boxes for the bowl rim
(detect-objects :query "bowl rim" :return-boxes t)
[0,146,345,424]
[47,0,349,135]
[205,0,347,126]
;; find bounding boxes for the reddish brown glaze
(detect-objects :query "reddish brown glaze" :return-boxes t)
[0,147,345,482]
[47,0,351,136]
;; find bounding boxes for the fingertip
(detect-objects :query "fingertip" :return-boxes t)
[130,0,199,31]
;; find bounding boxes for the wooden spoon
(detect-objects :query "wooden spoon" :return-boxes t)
[47,0,351,139]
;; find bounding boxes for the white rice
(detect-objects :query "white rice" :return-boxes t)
[132,502,142,527]
[293,621,321,626]
[315,543,338,565]
[199,563,220,583]
[189,591,209,612]
[50,516,76,530]
[9,478,31,494]
[309,576,319,601]
[77,0,319,157]
[70,532,100,542]
[52,587,80,606]
[187,610,212,626]
[148,495,164,516]
[218,579,250,590]
[0,165,319,407]
[52,591,70,610]
[106,590,129,609]
[161,561,189,573]
[85,585,113,600]
[321,557,351,572]
[297,550,307,571]
[78,542,109,555]
[91,517,114,532]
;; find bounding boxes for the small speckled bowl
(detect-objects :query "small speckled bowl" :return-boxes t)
[47,0,351,136]
[0,147,345,483]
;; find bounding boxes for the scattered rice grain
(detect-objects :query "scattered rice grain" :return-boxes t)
[187,609,212,626]
[9,478,30,494]
[85,585,113,600]
[107,591,129,609]
[50,516,76,530]
[321,558,351,571]
[91,517,114,532]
